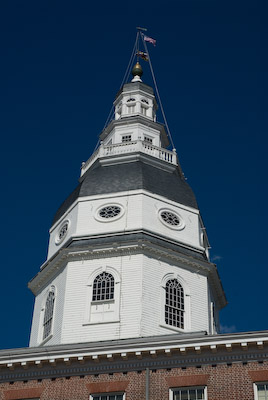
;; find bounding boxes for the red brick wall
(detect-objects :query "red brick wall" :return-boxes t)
[0,361,267,400]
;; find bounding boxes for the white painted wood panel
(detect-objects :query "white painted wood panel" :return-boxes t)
[46,190,204,262]
[29,267,67,347]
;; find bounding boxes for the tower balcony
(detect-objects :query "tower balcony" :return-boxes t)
[81,139,178,177]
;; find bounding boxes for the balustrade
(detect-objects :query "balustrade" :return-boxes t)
[81,140,177,176]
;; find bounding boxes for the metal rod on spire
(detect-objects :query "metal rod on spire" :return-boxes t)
[141,32,176,151]
[136,31,139,63]
[99,29,177,157]
[120,31,139,87]
[101,32,139,136]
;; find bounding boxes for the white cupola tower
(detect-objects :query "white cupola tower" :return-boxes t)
[28,62,226,347]
[114,62,157,122]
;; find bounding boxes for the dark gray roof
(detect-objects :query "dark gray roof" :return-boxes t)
[52,159,198,226]
[115,81,155,99]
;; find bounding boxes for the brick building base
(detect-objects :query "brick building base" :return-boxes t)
[1,361,268,400]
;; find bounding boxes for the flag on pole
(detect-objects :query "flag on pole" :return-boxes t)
[137,51,149,61]
[143,35,156,46]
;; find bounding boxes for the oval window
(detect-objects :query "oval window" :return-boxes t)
[55,220,69,244]
[159,209,185,230]
[99,205,122,219]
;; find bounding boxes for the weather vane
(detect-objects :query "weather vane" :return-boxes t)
[136,27,147,32]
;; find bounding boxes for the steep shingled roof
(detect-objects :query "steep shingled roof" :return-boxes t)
[52,158,198,226]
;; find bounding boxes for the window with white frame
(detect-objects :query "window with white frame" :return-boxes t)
[141,105,147,116]
[92,272,114,302]
[43,286,55,340]
[144,136,153,144]
[55,220,69,244]
[126,98,136,114]
[91,394,124,400]
[165,279,184,329]
[141,98,149,105]
[122,135,132,142]
[85,268,120,324]
[170,386,207,400]
[117,103,122,114]
[115,102,122,120]
[255,383,268,399]
[127,105,135,113]
[98,205,122,219]
[160,210,181,227]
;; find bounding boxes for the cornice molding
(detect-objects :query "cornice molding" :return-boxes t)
[0,331,267,382]
[99,152,176,173]
[28,230,221,297]
[0,343,267,383]
[99,116,167,144]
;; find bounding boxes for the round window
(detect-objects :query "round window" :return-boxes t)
[159,210,185,230]
[55,220,69,244]
[99,205,121,219]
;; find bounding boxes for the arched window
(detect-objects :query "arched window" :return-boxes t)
[165,279,184,329]
[43,286,55,340]
[141,106,147,116]
[85,269,120,324]
[92,272,115,302]
[141,98,149,104]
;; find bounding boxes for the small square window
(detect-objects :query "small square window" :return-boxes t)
[144,136,153,144]
[122,135,132,143]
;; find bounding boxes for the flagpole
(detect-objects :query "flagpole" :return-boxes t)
[136,27,147,62]
[137,31,139,62]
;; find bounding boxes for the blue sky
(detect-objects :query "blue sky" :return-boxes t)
[0,0,266,349]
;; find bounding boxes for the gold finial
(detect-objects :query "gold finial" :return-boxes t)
[131,62,143,79]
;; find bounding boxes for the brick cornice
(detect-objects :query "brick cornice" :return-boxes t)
[3,387,44,400]
[166,374,209,387]
[87,381,129,393]
[249,370,268,382]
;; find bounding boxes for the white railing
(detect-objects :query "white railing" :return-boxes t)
[81,140,177,176]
